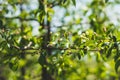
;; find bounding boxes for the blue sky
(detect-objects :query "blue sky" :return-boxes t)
[1,0,120,35]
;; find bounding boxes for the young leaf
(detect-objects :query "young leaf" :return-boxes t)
[96,52,101,62]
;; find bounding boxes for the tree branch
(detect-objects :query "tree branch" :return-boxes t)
[0,16,38,21]
[11,44,100,52]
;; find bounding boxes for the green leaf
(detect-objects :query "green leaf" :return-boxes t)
[9,62,18,71]
[0,20,4,29]
[83,46,87,54]
[114,55,119,62]
[38,52,46,66]
[105,0,109,3]
[106,44,113,58]
[113,36,117,42]
[96,52,101,62]
[115,59,120,73]
[0,20,3,27]
[63,0,67,4]
[77,53,81,60]
[72,0,76,6]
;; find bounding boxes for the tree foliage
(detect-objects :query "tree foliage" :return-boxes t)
[0,0,120,80]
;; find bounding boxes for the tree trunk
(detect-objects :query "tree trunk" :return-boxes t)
[41,67,54,80]
[40,18,54,80]
[38,0,54,80]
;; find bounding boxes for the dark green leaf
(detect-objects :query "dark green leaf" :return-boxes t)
[0,20,4,29]
[106,44,113,58]
[9,62,18,71]
[114,42,118,48]
[77,53,81,60]
[105,0,109,3]
[114,55,119,62]
[0,20,3,27]
[63,0,67,4]
[113,36,117,42]
[72,0,76,6]
[115,59,120,73]
[83,46,87,54]
[38,53,46,66]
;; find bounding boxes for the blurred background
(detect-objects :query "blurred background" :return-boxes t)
[0,0,120,80]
